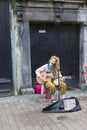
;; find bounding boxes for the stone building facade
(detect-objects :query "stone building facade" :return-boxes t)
[11,0,87,95]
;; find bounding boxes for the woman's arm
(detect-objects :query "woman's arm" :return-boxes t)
[35,64,48,77]
[59,71,66,81]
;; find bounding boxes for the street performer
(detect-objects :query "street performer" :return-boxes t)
[35,55,67,103]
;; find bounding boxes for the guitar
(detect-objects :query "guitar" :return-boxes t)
[36,71,73,85]
[36,71,53,84]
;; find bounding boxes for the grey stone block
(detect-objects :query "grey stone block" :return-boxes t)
[21,88,35,95]
[80,83,87,90]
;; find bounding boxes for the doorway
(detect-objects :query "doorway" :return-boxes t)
[30,23,79,88]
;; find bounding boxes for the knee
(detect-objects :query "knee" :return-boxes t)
[45,81,54,88]
[45,81,55,95]
[60,81,67,89]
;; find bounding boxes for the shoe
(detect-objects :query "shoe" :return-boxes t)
[51,99,57,103]
[61,94,65,99]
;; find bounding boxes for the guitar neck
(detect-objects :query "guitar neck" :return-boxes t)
[52,76,58,80]
[54,76,72,80]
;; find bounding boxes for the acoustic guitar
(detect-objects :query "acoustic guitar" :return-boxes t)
[36,71,73,85]
[36,71,53,84]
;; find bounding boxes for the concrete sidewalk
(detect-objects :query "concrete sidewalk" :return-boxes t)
[0,88,87,130]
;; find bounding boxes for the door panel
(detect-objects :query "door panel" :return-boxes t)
[0,0,12,96]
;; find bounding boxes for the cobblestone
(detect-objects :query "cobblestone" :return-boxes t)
[0,88,87,130]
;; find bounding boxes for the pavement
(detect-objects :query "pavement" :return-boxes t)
[0,88,87,130]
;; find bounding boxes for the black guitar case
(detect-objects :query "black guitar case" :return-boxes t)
[42,97,81,113]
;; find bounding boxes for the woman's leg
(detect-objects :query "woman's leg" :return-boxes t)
[44,81,56,95]
[44,81,56,103]
[57,81,67,99]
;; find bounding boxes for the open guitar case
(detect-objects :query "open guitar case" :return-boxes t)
[42,97,81,113]
[42,71,81,113]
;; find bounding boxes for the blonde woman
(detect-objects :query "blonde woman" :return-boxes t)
[35,55,67,103]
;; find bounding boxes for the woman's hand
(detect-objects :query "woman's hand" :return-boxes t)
[60,77,66,81]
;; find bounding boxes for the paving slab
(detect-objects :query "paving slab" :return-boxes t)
[0,89,87,130]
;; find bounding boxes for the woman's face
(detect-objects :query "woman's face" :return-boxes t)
[50,58,56,66]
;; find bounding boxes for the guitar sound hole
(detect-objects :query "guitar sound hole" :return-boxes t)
[46,76,50,79]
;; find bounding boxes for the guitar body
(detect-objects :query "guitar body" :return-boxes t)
[36,71,53,84]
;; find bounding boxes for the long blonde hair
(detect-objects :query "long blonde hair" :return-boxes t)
[49,55,60,76]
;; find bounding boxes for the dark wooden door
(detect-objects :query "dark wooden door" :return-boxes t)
[30,23,79,88]
[0,0,12,96]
